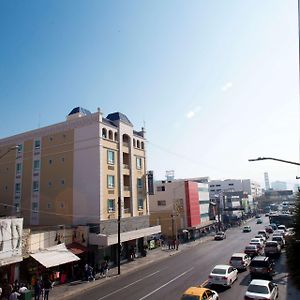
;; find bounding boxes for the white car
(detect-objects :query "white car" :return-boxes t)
[208,264,238,287]
[250,238,264,250]
[244,279,278,300]
[254,235,266,244]
[277,225,286,232]
[229,253,251,270]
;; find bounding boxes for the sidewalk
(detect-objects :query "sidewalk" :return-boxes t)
[49,235,214,300]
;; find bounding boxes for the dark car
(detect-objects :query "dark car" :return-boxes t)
[214,231,226,240]
[265,226,274,234]
[249,256,275,280]
[264,241,281,258]
[256,218,263,224]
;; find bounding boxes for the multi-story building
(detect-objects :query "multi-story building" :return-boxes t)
[271,181,287,191]
[0,107,160,263]
[149,179,215,239]
[208,179,262,199]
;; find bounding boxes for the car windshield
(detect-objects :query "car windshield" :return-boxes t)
[246,246,256,250]
[216,232,223,235]
[273,237,282,241]
[247,284,269,294]
[181,295,200,300]
[212,268,226,275]
[231,257,242,261]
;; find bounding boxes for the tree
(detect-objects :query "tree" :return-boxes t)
[286,192,300,289]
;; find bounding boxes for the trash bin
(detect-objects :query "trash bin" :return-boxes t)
[19,290,32,300]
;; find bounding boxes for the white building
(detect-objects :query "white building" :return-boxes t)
[209,179,262,199]
[271,181,287,191]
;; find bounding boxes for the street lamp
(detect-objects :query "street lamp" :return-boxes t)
[248,157,300,166]
[0,145,19,160]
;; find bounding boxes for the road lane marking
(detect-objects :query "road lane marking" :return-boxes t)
[96,270,160,300]
[138,267,194,300]
[200,279,208,287]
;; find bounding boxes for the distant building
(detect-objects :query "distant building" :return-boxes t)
[264,172,270,190]
[271,181,287,191]
[208,179,262,199]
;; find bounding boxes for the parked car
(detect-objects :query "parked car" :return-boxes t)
[250,238,264,250]
[229,253,251,271]
[208,264,238,287]
[214,231,226,240]
[256,218,263,224]
[265,226,274,234]
[264,241,281,258]
[243,226,252,233]
[244,279,278,300]
[272,235,285,248]
[181,287,219,300]
[244,245,261,257]
[249,256,275,280]
[258,230,269,240]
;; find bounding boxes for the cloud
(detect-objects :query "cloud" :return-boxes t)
[186,106,201,119]
[221,82,233,92]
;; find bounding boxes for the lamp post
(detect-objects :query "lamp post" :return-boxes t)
[248,157,300,166]
[0,145,19,160]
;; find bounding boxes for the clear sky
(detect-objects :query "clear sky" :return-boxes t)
[0,0,299,188]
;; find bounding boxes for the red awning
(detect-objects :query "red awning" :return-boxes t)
[67,242,88,255]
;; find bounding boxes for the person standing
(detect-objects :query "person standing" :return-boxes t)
[34,280,42,300]
[42,276,52,300]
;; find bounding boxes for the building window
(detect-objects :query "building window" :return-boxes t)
[137,178,143,189]
[32,202,38,212]
[33,160,40,171]
[15,183,21,193]
[102,128,107,138]
[136,157,142,170]
[228,183,234,186]
[49,136,53,142]
[108,199,115,212]
[133,139,136,147]
[47,203,51,209]
[137,140,140,148]
[108,130,113,140]
[157,186,165,192]
[210,185,215,187]
[107,150,115,165]
[61,202,64,208]
[34,140,41,149]
[49,159,52,165]
[107,175,115,189]
[210,189,215,192]
[114,132,118,141]
[216,184,221,187]
[141,142,144,150]
[17,144,23,153]
[61,179,65,185]
[157,200,166,206]
[16,163,22,174]
[33,181,39,192]
[61,157,65,162]
[48,181,52,187]
[138,198,144,210]
[14,203,20,212]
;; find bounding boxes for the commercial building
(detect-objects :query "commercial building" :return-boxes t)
[149,179,215,240]
[0,107,160,267]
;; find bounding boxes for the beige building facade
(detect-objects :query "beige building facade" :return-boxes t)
[0,108,160,245]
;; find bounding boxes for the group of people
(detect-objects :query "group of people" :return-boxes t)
[0,276,53,300]
[84,260,109,282]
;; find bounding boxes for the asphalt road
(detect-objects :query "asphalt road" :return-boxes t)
[71,217,297,300]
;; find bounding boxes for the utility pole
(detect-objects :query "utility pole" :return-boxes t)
[117,196,121,275]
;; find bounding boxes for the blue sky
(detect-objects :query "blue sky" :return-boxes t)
[0,0,299,188]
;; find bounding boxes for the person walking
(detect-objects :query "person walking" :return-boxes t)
[175,238,179,250]
[34,279,42,300]
[42,276,52,300]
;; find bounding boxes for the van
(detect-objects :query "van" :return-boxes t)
[249,256,274,280]
[230,253,251,270]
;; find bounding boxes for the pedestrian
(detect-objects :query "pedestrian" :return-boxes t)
[34,279,42,300]
[88,265,95,281]
[84,263,89,281]
[172,239,176,250]
[42,276,52,300]
[8,290,20,300]
[175,239,179,250]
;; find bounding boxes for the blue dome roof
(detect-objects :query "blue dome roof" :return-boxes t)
[106,112,133,126]
[68,107,91,116]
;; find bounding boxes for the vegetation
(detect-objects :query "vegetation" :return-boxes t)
[286,192,300,289]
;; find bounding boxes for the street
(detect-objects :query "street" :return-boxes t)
[68,217,298,300]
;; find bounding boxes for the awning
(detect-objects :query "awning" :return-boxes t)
[67,242,88,255]
[30,243,80,268]
[89,225,161,247]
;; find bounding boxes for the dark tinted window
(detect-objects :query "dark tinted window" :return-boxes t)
[250,259,269,268]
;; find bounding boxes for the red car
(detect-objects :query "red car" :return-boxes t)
[265,226,274,234]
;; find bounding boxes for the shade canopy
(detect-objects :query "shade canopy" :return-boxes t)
[30,243,80,268]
